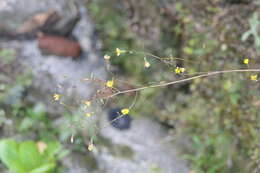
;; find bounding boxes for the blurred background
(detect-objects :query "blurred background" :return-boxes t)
[0,0,260,173]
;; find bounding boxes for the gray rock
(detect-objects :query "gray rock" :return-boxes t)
[0,0,78,32]
[96,115,189,173]
[0,0,106,114]
[62,152,99,173]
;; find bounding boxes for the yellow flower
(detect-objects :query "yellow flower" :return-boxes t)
[121,108,129,115]
[85,112,93,117]
[88,143,94,151]
[243,58,249,65]
[106,80,114,88]
[53,94,61,101]
[250,74,258,81]
[115,48,125,56]
[175,67,185,74]
[104,54,111,60]
[84,101,91,106]
[175,67,181,74]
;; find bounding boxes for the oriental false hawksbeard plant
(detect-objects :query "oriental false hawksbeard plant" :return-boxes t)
[52,48,260,152]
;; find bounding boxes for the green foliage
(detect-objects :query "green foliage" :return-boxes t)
[183,134,231,173]
[87,1,260,173]
[0,49,32,106]
[18,103,49,133]
[87,0,151,77]
[0,50,74,173]
[0,139,66,173]
[0,49,69,172]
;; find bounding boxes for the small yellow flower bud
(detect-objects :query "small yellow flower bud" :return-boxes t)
[84,101,91,106]
[115,48,125,56]
[250,74,258,81]
[53,94,61,101]
[175,67,180,74]
[88,143,94,151]
[180,67,185,73]
[144,58,150,68]
[104,55,111,60]
[145,61,150,68]
[85,112,93,117]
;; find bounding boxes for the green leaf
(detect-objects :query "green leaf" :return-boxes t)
[0,139,26,173]
[19,141,43,171]
[0,139,61,173]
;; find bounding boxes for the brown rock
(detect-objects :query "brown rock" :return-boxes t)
[38,35,82,58]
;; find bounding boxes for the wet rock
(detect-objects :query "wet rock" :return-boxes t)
[38,35,82,57]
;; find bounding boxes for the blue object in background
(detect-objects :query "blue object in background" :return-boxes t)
[107,108,132,130]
